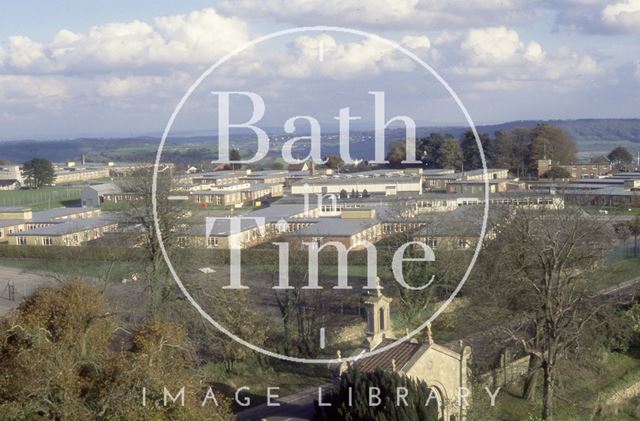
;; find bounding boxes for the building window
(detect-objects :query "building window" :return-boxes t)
[207,237,219,248]
[43,237,54,246]
[17,236,27,245]
[178,237,187,247]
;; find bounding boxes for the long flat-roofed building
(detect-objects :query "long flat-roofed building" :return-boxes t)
[10,216,117,246]
[291,171,422,196]
[0,206,109,245]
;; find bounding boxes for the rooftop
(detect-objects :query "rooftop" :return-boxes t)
[10,216,116,236]
[356,338,421,373]
[290,217,379,237]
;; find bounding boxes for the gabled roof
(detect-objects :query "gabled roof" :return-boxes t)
[87,183,122,195]
[356,338,421,373]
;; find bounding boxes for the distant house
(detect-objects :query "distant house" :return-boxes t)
[538,159,612,179]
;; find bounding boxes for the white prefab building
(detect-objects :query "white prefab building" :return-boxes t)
[81,183,122,207]
[291,174,422,196]
[0,165,23,189]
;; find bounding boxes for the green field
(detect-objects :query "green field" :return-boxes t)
[0,186,82,210]
[0,257,136,280]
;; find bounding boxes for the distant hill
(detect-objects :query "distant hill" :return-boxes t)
[0,119,638,164]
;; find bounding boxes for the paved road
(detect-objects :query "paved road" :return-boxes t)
[0,265,55,317]
[236,384,332,421]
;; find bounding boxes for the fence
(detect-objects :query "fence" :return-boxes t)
[0,187,82,207]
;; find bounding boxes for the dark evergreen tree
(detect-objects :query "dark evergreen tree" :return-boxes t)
[22,157,55,188]
[315,368,440,421]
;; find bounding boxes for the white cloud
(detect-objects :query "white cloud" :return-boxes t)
[554,0,640,33]
[401,35,431,50]
[7,36,53,71]
[218,0,535,29]
[96,76,160,97]
[456,26,600,88]
[0,8,251,74]
[602,0,640,31]
[634,63,640,80]
[277,34,415,79]
[0,75,68,99]
[461,27,523,64]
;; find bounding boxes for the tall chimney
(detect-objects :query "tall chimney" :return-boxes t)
[81,154,86,165]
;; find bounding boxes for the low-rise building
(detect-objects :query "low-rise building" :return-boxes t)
[54,166,110,184]
[537,159,612,179]
[10,216,117,246]
[424,168,509,191]
[291,171,422,196]
[0,206,108,245]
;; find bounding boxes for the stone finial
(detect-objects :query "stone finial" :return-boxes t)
[426,322,434,345]
[375,276,382,297]
[391,358,397,372]
[337,349,342,360]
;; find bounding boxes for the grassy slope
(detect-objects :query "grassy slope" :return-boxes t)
[474,352,640,420]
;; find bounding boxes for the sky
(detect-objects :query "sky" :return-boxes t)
[0,0,639,140]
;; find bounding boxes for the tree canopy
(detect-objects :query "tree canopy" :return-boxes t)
[0,281,233,420]
[22,157,55,188]
[608,146,634,170]
[530,124,577,164]
[540,166,571,179]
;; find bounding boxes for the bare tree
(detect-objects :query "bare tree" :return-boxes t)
[120,169,189,316]
[470,205,612,421]
[269,241,326,357]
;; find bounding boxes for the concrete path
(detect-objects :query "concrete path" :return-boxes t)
[0,265,56,317]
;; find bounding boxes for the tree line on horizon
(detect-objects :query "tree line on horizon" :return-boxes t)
[384,123,636,176]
